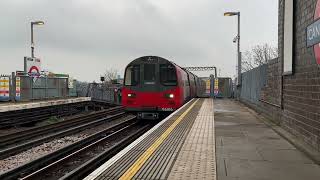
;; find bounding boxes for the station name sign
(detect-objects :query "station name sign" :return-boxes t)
[310,0,320,65]
[307,19,320,47]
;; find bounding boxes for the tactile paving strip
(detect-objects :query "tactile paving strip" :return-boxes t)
[95,99,204,180]
[168,98,216,180]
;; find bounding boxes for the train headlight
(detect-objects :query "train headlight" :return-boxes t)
[128,93,136,98]
[165,93,174,99]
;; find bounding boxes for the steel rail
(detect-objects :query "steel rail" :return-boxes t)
[0,101,113,128]
[24,123,149,180]
[0,115,138,180]
[0,106,123,147]
[0,111,126,160]
[0,109,82,128]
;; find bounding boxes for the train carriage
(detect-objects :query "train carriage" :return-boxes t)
[122,56,205,119]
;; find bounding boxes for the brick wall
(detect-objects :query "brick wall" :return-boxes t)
[259,58,282,123]
[279,0,320,151]
[241,0,320,152]
[260,59,282,106]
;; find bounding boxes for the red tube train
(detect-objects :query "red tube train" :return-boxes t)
[122,56,206,119]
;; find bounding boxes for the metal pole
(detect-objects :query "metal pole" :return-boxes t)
[31,23,34,58]
[237,12,241,85]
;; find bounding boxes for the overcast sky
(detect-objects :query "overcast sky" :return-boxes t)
[0,0,278,82]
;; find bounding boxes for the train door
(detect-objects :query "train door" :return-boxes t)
[141,63,158,106]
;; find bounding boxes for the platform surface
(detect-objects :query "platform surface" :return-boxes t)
[85,98,216,180]
[214,99,320,180]
[0,97,91,112]
[85,98,320,180]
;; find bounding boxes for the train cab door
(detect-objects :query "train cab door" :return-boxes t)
[141,63,158,107]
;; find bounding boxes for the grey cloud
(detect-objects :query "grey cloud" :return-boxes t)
[0,0,278,82]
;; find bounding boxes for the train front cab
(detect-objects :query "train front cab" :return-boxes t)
[122,57,186,120]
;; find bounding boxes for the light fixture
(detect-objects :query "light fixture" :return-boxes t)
[165,93,174,99]
[224,12,239,16]
[32,21,45,25]
[224,11,242,86]
[128,93,136,98]
[30,20,45,58]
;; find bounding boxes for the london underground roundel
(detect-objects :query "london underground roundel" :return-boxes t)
[314,0,320,65]
[28,66,40,77]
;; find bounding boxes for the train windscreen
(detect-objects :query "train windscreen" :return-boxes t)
[124,65,140,86]
[144,64,156,84]
[160,64,177,86]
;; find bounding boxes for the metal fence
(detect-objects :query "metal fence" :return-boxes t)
[240,64,267,104]
[214,77,233,98]
[0,73,78,102]
[0,73,123,104]
[75,82,122,105]
[19,76,68,101]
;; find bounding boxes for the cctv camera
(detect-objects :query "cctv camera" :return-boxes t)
[233,36,237,43]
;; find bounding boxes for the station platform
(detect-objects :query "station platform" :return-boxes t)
[215,99,320,180]
[0,97,91,112]
[84,98,216,180]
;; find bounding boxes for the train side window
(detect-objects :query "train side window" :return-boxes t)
[124,65,140,86]
[160,64,177,86]
[144,64,156,84]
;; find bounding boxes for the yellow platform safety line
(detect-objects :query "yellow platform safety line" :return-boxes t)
[119,98,200,180]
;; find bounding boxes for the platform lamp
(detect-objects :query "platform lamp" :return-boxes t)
[31,21,45,58]
[224,11,241,85]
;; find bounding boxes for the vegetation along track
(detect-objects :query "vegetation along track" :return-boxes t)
[0,106,124,159]
[0,115,151,180]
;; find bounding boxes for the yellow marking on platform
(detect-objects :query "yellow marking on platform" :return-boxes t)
[119,99,199,180]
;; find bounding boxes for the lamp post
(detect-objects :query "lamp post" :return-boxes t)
[31,21,45,58]
[224,12,241,85]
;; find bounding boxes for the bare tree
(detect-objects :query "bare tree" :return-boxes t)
[241,43,278,72]
[241,51,255,71]
[103,68,118,84]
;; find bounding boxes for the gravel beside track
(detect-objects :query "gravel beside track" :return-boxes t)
[0,115,134,174]
[0,115,144,180]
[0,106,123,148]
[0,110,125,160]
[0,135,87,173]
[33,124,149,180]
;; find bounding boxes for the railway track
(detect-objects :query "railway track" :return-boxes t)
[0,108,82,128]
[0,101,113,128]
[0,106,124,160]
[0,115,150,180]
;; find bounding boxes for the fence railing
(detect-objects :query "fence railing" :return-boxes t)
[0,74,77,102]
[240,64,268,104]
[76,82,122,105]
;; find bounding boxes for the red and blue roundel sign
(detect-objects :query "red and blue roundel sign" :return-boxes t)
[314,0,320,65]
[28,66,40,77]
